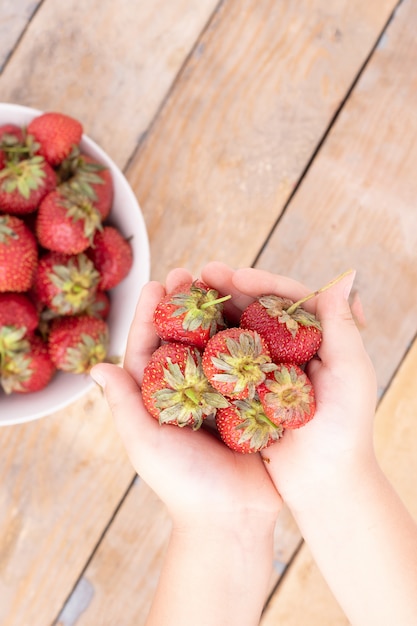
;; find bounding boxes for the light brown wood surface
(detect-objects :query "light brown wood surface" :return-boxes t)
[1,0,416,624]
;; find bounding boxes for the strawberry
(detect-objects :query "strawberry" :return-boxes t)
[215,396,283,454]
[27,112,83,167]
[0,335,56,394]
[0,293,38,334]
[257,364,316,429]
[202,327,277,400]
[87,226,133,291]
[142,342,229,430]
[48,314,110,373]
[85,291,111,319]
[33,251,100,315]
[153,280,230,350]
[240,296,322,365]
[0,214,38,292]
[36,187,103,254]
[0,156,57,215]
[58,153,113,220]
[0,124,25,169]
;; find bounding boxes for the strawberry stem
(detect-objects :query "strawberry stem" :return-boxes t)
[184,388,199,404]
[200,294,232,310]
[286,269,354,315]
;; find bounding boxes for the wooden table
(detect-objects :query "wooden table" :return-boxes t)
[1,1,417,624]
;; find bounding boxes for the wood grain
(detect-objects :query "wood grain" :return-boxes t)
[0,0,219,168]
[0,0,41,71]
[0,389,135,626]
[125,0,396,281]
[261,335,417,626]
[254,0,417,394]
[55,479,172,626]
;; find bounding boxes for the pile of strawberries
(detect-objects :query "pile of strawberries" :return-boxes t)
[143,280,322,454]
[0,111,133,394]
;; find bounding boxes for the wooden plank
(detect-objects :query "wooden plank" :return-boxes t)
[55,479,172,626]
[261,334,417,626]
[0,389,135,626]
[254,0,417,395]
[0,0,219,169]
[125,0,396,282]
[0,0,41,72]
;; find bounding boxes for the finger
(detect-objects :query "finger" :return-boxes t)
[201,261,243,322]
[165,267,194,292]
[232,267,311,311]
[314,270,366,367]
[90,363,158,459]
[123,281,165,382]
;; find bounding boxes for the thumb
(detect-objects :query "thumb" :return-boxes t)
[314,270,365,367]
[90,363,157,456]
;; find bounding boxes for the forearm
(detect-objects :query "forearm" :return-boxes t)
[289,457,417,626]
[146,518,276,626]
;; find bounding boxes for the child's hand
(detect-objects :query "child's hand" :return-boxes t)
[200,262,378,510]
[90,268,281,530]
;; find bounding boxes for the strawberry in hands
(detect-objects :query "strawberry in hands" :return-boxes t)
[257,364,316,429]
[215,396,283,453]
[153,280,231,350]
[142,342,229,430]
[202,327,277,400]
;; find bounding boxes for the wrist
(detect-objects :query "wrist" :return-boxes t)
[277,450,381,516]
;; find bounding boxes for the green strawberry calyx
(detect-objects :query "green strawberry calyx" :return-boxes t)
[62,331,110,374]
[57,186,103,242]
[154,349,229,430]
[170,282,231,337]
[0,326,30,368]
[210,331,277,398]
[0,349,32,394]
[58,149,107,202]
[0,155,47,198]
[263,366,314,425]
[48,253,100,315]
[233,397,283,451]
[259,270,354,337]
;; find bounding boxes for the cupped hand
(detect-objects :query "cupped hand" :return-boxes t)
[91,268,281,529]
[201,262,378,508]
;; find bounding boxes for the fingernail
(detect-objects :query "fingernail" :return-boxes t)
[343,269,357,301]
[90,367,106,389]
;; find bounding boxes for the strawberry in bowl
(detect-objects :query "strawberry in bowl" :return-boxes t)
[0,103,150,425]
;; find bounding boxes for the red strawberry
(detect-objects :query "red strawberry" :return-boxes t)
[36,188,103,254]
[215,396,283,454]
[27,112,83,167]
[33,251,100,315]
[0,335,56,394]
[240,296,322,365]
[87,226,133,291]
[0,156,57,215]
[0,124,25,169]
[202,327,277,400]
[142,342,229,430]
[153,280,230,350]
[48,314,110,373]
[257,364,316,429]
[58,153,113,220]
[0,293,38,334]
[85,291,111,319]
[0,215,38,292]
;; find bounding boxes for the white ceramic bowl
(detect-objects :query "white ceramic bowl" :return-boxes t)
[0,103,150,425]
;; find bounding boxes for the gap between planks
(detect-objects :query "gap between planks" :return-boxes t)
[251,0,405,270]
